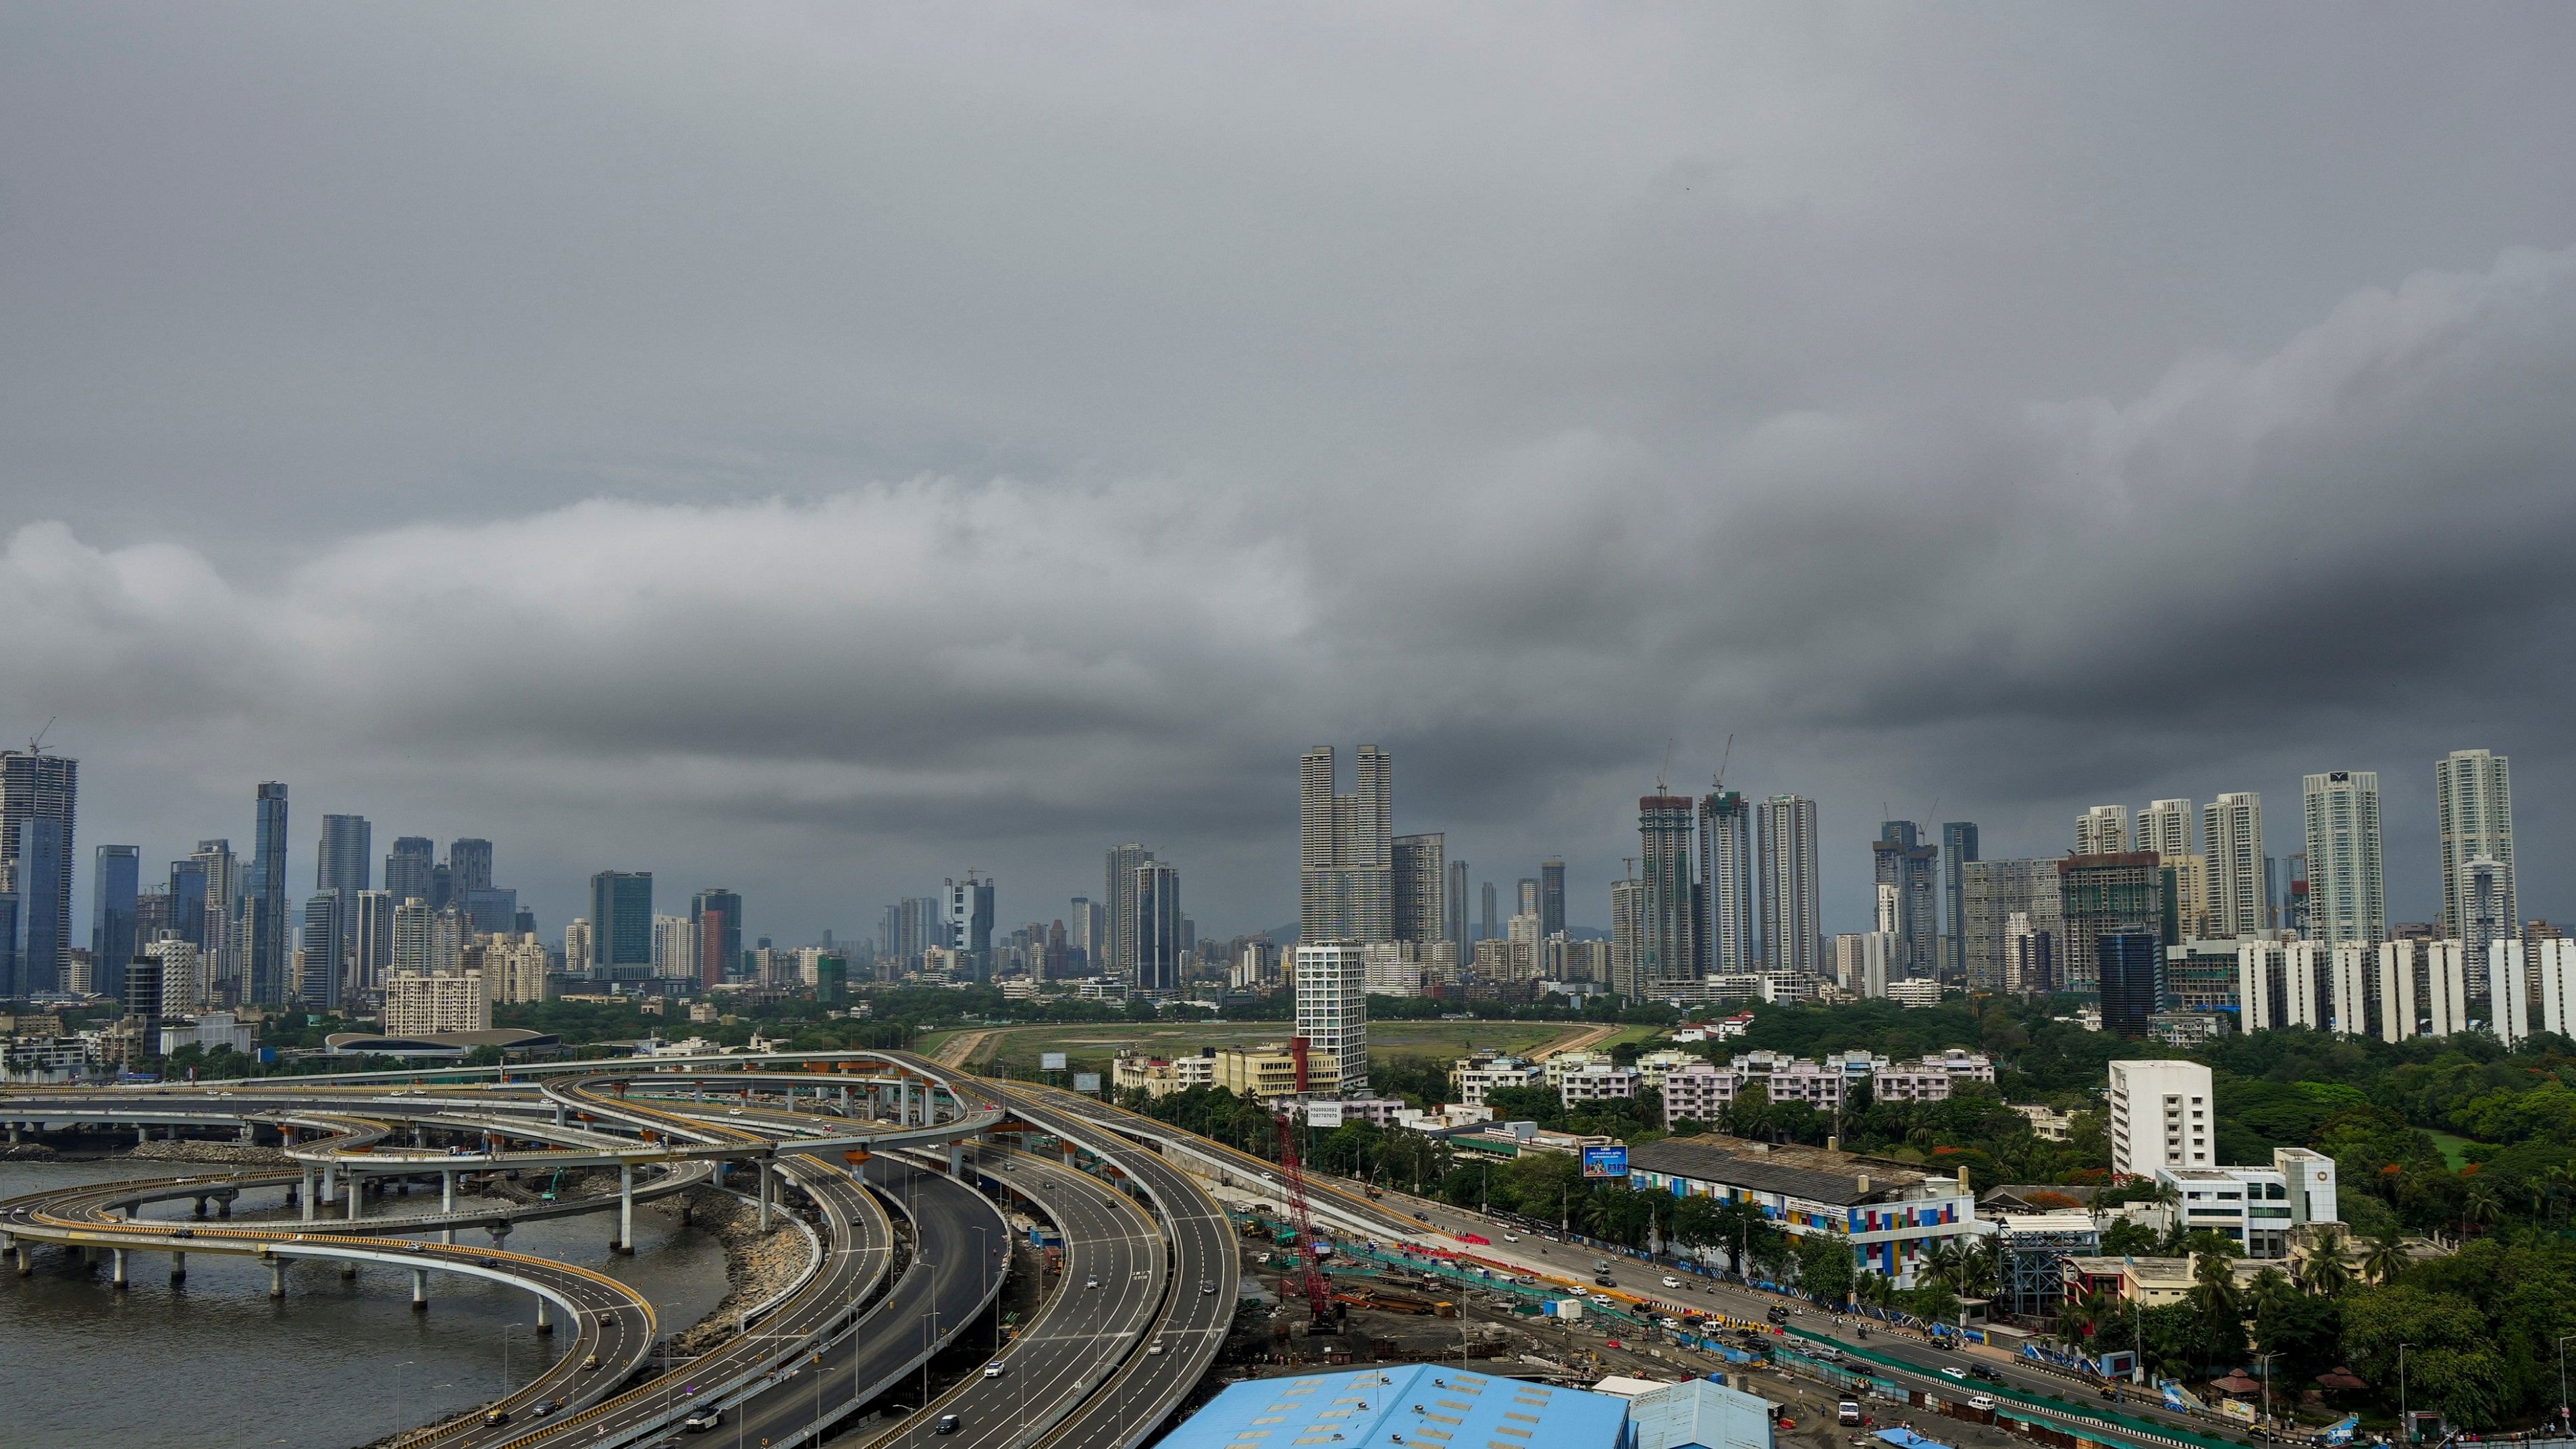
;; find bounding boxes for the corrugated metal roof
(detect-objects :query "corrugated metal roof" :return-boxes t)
[1161,1367,1628,1449]
[1624,1138,1914,1206]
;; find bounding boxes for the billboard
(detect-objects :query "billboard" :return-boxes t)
[1581,1145,1629,1179]
[1072,1072,1102,1094]
[1306,1103,1346,1129]
[1040,1052,1069,1072]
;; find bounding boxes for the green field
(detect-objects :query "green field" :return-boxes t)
[968,1018,1613,1076]
[2427,1130,2489,1169]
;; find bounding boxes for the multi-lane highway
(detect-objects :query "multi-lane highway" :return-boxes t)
[0,1053,1244,1449]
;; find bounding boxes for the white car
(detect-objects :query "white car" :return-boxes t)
[1085,1277,1100,1290]
[1502,1234,1519,1242]
[1969,1396,1996,1412]
[983,1363,1007,1379]
[1660,1275,1681,1288]
[1147,1343,1165,1356]
[1941,1367,1968,1381]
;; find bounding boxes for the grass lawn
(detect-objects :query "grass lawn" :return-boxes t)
[970,1018,1608,1075]
[2427,1130,2489,1169]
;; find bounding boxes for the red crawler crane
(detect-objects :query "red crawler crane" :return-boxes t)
[1275,1111,1334,1324]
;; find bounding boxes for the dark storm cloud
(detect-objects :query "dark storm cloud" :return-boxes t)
[5,5,2575,936]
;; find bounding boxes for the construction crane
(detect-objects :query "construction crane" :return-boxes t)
[1274,1111,1335,1326]
[1711,733,1733,793]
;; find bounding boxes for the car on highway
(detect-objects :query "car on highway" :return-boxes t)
[1969,1396,1996,1412]
[1660,1275,1681,1288]
[984,1362,1008,1379]
[533,1400,563,1417]
[583,1353,600,1370]
[1502,1233,1519,1242]
[935,1415,962,1435]
[1941,1367,1968,1381]
[483,1409,510,1426]
[1201,1281,1217,1294]
[1147,1343,1165,1356]
[683,1408,720,1432]
[1084,1276,1100,1289]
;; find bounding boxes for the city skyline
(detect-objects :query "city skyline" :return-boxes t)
[7,11,2576,953]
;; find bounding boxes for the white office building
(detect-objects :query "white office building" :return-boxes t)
[2488,939,2531,1047]
[1292,942,1367,1095]
[2203,792,2265,939]
[2534,938,2576,1042]
[2377,939,2471,1042]
[2436,749,2515,945]
[2108,1059,2214,1179]
[2076,804,2131,855]
[2136,799,2194,860]
[2303,772,2386,949]
[2155,1147,2340,1259]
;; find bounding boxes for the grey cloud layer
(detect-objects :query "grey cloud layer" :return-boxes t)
[3,7,2573,934]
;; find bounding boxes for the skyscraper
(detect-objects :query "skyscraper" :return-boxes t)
[352,889,395,993]
[0,747,78,997]
[2202,793,2265,939]
[2075,804,2130,855]
[2098,932,2162,1038]
[1637,793,1697,991]
[2134,799,2194,860]
[1962,859,2063,993]
[190,839,242,1001]
[691,888,743,991]
[1444,860,1469,949]
[298,891,345,1007]
[1298,745,1394,943]
[1756,794,1820,978]
[316,814,371,895]
[2303,771,2386,950]
[385,837,436,905]
[1539,859,1566,940]
[2057,853,2163,995]
[167,856,209,953]
[945,874,996,976]
[1608,874,1645,998]
[1870,821,1939,978]
[1516,878,1540,917]
[1104,843,1155,983]
[247,782,290,1005]
[1478,881,1497,943]
[589,870,655,979]
[2435,749,2514,944]
[1939,822,1978,981]
[1700,793,1756,975]
[1392,833,1446,946]
[448,838,494,896]
[1132,860,1183,994]
[90,844,140,997]
[392,895,433,974]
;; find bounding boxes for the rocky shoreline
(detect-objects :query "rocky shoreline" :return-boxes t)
[0,1142,58,1161]
[665,1184,812,1356]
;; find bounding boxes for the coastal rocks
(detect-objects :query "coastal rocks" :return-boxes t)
[665,1186,811,1356]
[0,1142,58,1161]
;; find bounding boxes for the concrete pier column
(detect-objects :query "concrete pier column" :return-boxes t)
[111,1248,129,1288]
[137,1124,150,1144]
[169,1251,186,1282]
[411,1268,428,1311]
[757,1161,773,1232]
[441,1171,457,1246]
[614,1163,635,1255]
[535,1296,553,1334]
[238,1122,254,1144]
[785,1084,795,1111]
[899,1078,912,1127]
[269,1259,285,1298]
[948,1142,966,1179]
[840,1085,851,1115]
[346,1172,363,1222]
[342,1259,359,1280]
[319,1162,336,1207]
[192,1195,207,1219]
[554,1101,567,1128]
[13,1245,28,1275]
[215,1190,235,1219]
[5,1122,17,1142]
[300,1165,317,1223]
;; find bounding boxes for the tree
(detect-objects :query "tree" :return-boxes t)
[1795,1233,1855,1305]
[2297,1226,2355,1298]
[2461,1180,2500,1237]
[2100,1219,2159,1257]
[2188,1248,2244,1348]
[2361,1232,2408,1286]
[2340,1285,2509,1429]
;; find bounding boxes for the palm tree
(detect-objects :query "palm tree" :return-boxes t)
[2361,1231,2407,1286]
[2248,1266,2298,1321]
[1854,1269,1895,1310]
[2462,1181,2500,1237]
[1923,1239,1966,1293]
[2188,1248,2241,1338]
[1957,1242,2001,1303]
[2296,1226,2353,1297]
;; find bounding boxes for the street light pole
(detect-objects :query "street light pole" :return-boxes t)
[2398,1342,2413,1444]
[2253,1350,2278,1429]
[2558,1334,2574,1433]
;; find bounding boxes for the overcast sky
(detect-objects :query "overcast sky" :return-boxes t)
[8,5,2576,947]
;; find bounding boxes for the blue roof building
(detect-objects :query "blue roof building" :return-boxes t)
[1163,1367,1632,1449]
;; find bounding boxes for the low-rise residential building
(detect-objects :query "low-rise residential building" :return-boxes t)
[1758,1060,1845,1107]
[1869,1064,1955,1102]
[1626,1134,1984,1288]
[1662,1061,1743,1128]
[1558,1061,1642,1107]
[1631,1048,1701,1088]
[1885,978,1947,1009]
[157,1011,254,1057]
[1211,1044,1300,1100]
[2011,1103,2074,1141]
[1542,1050,1616,1088]
[1450,1052,1544,1105]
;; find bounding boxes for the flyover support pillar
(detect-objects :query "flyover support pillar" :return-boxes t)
[11,1245,26,1275]
[111,1248,128,1288]
[614,1163,635,1255]
[441,1170,456,1245]
[757,1161,772,1232]
[238,1122,253,1144]
[899,1077,913,1127]
[949,1142,966,1179]
[300,1165,317,1223]
[840,1084,851,1115]
[411,1268,428,1311]
[535,1296,552,1334]
[319,1162,336,1209]
[554,1100,567,1128]
[346,1172,363,1222]
[169,1250,185,1282]
[136,1124,149,1145]
[269,1259,284,1298]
